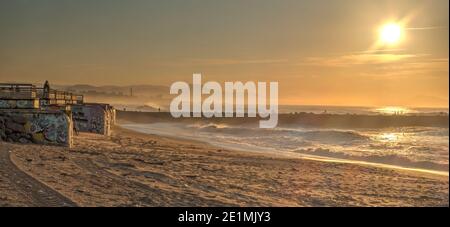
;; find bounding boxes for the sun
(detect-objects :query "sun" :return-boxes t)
[379,23,402,45]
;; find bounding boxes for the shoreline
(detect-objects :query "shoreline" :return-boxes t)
[119,123,449,177]
[1,125,448,206]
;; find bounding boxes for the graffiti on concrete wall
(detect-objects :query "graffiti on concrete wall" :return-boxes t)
[72,104,111,135]
[27,113,72,145]
[0,110,72,147]
[0,99,39,109]
[1,82,116,147]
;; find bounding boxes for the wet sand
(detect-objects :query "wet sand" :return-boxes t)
[0,126,448,206]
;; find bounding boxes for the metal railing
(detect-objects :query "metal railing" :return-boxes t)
[0,83,84,105]
[0,83,37,99]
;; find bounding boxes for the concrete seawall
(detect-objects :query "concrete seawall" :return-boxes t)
[0,99,40,109]
[0,109,73,147]
[0,82,115,147]
[72,104,114,136]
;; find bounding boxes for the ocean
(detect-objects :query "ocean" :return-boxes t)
[119,105,449,174]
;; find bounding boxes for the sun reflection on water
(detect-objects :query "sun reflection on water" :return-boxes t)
[378,133,400,142]
[375,106,413,115]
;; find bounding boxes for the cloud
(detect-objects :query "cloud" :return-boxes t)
[302,53,418,67]
[405,26,448,31]
[373,58,449,77]
[297,53,448,79]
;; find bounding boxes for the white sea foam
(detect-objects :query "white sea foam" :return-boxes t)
[121,122,449,173]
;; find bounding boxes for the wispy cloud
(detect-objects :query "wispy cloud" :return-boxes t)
[298,52,449,79]
[405,26,448,30]
[349,49,407,54]
[376,58,449,75]
[301,53,418,67]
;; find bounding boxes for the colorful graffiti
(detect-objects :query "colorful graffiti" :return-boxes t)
[0,99,39,109]
[0,110,72,147]
[72,104,113,136]
[1,82,115,147]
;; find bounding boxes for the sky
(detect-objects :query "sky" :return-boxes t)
[0,0,448,107]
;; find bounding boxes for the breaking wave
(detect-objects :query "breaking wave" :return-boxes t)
[121,122,449,174]
[191,123,370,143]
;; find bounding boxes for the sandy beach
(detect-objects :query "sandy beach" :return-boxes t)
[0,125,448,207]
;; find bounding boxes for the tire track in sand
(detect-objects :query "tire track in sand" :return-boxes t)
[0,147,77,207]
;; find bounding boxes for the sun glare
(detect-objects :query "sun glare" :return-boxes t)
[379,23,402,45]
[379,133,400,142]
[375,106,411,115]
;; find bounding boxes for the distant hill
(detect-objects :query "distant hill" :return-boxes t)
[46,84,173,111]
[54,84,169,97]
